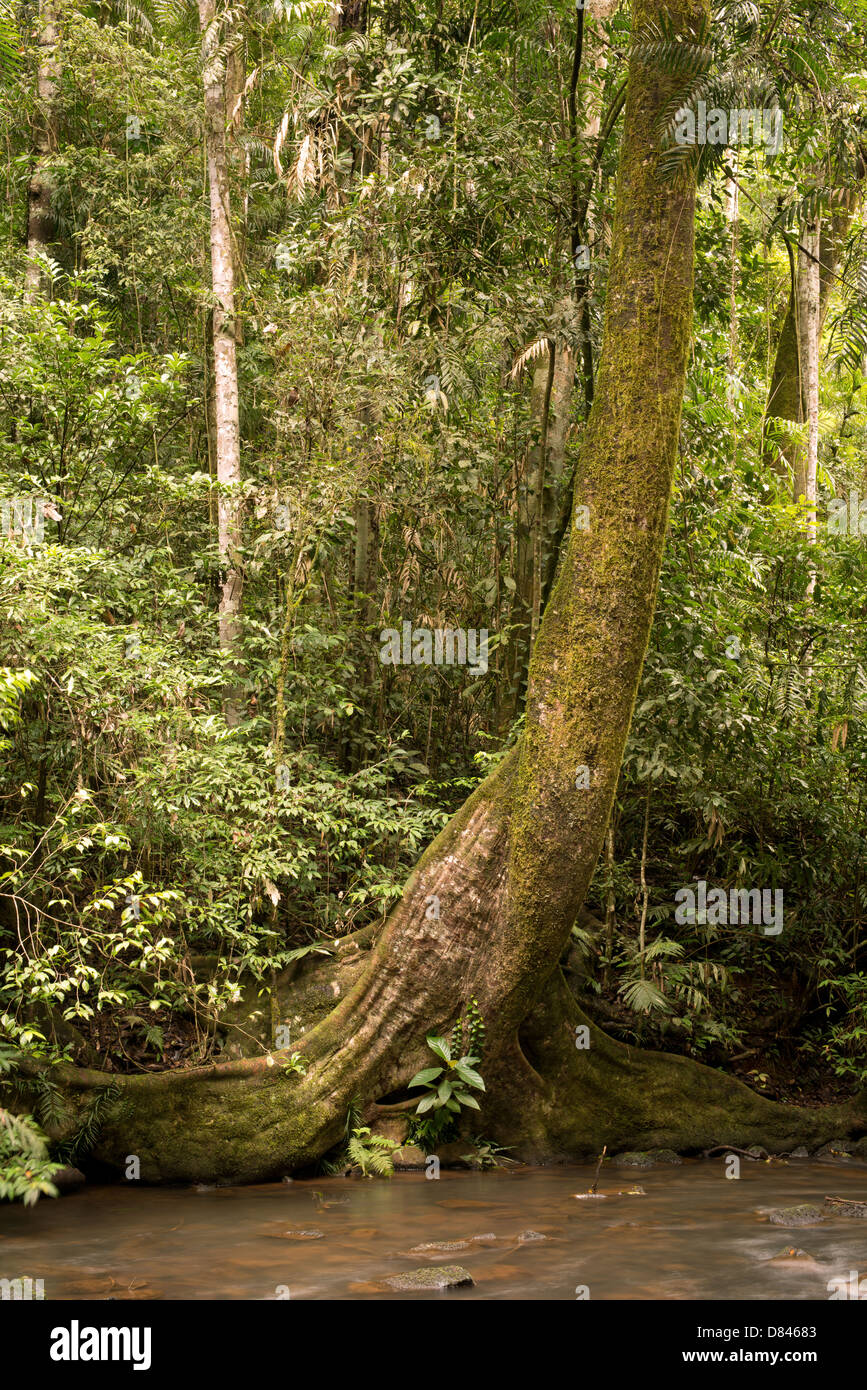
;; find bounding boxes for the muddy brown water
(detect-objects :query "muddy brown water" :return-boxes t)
[1,1161,865,1300]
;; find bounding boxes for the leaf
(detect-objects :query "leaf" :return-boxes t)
[425,1034,451,1063]
[454,1061,485,1090]
[408,1066,443,1088]
[455,1092,480,1110]
[619,978,673,1014]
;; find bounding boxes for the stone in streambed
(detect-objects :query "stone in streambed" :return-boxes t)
[766,1204,826,1227]
[268,1228,325,1240]
[393,1145,427,1169]
[384,1265,474,1291]
[614,1151,654,1169]
[765,1247,818,1267]
[613,1148,682,1168]
[815,1139,856,1162]
[409,1240,472,1254]
[52,1166,86,1194]
[823,1197,867,1218]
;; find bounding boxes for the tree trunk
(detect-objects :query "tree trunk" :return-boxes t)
[25,0,60,300]
[502,0,614,726]
[763,199,860,487]
[798,218,820,552]
[539,343,575,605]
[20,0,866,1182]
[504,349,554,725]
[725,155,739,411]
[199,0,243,719]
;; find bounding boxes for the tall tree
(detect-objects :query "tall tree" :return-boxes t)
[797,217,821,548]
[763,177,864,488]
[199,0,243,719]
[25,0,60,299]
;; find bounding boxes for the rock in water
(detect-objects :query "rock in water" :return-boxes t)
[409,1241,472,1254]
[384,1266,474,1291]
[614,1151,654,1169]
[766,1204,826,1227]
[815,1140,856,1162]
[766,1248,817,1267]
[823,1197,867,1218]
[52,1166,86,1194]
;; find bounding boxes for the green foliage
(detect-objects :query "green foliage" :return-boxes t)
[0,0,863,1110]
[460,1137,515,1170]
[279,1052,307,1076]
[345,1125,400,1178]
[408,1015,486,1141]
[0,1082,62,1205]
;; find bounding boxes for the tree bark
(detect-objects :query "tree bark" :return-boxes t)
[797,218,820,553]
[199,0,244,719]
[763,198,860,488]
[25,0,60,300]
[502,0,615,726]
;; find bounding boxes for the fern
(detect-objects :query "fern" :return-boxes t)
[54,1084,124,1166]
[619,977,673,1014]
[346,1125,398,1177]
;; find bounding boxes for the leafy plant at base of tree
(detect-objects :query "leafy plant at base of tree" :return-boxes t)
[408,1026,486,1142]
[345,1126,400,1178]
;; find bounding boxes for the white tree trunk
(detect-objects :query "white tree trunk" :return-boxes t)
[199,0,243,713]
[797,217,820,594]
[725,153,739,412]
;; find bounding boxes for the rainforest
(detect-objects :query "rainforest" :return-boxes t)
[0,0,866,1313]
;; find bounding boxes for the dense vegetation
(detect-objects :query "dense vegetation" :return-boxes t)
[1,0,865,1195]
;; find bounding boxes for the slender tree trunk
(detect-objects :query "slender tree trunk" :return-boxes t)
[199,0,243,720]
[763,197,860,486]
[539,343,575,605]
[503,351,552,726]
[798,218,820,552]
[25,0,60,299]
[726,155,739,412]
[502,2,614,727]
[225,30,249,286]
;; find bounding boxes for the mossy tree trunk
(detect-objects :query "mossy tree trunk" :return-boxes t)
[23,0,866,1183]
